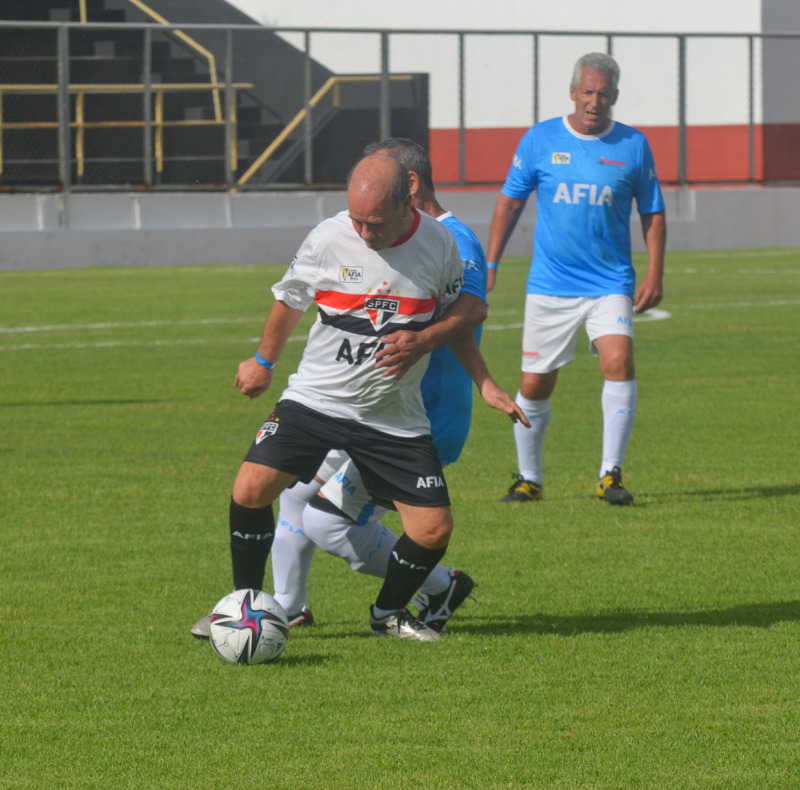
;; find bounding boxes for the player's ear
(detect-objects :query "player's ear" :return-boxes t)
[408,170,420,196]
[611,88,619,106]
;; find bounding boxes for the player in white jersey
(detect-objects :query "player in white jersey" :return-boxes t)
[199,155,497,642]
[487,52,667,505]
[268,138,526,632]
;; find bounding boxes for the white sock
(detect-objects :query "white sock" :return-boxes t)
[271,479,322,615]
[303,505,397,577]
[600,379,637,477]
[514,391,551,485]
[302,505,452,597]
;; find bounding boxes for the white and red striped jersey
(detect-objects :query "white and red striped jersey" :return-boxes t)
[272,208,464,436]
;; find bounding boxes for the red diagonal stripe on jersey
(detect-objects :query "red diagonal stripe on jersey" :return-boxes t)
[315,290,437,316]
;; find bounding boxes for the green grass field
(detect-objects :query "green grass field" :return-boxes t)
[1,248,799,788]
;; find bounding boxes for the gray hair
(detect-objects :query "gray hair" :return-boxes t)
[571,53,620,92]
[363,137,435,192]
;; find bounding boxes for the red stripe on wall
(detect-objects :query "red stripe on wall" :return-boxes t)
[430,124,787,185]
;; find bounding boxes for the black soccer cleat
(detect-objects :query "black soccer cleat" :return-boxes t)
[499,473,543,502]
[596,466,634,505]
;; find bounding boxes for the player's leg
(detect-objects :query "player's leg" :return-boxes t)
[231,401,338,590]
[230,461,297,590]
[501,295,581,502]
[270,478,323,625]
[372,502,451,615]
[348,432,450,640]
[588,296,637,504]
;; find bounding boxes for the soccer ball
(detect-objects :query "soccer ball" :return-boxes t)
[208,589,289,664]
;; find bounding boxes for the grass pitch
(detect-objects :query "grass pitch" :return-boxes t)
[1,248,799,788]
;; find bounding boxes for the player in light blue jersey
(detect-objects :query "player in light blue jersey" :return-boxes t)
[487,52,666,505]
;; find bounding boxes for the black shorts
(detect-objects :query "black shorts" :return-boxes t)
[244,400,450,508]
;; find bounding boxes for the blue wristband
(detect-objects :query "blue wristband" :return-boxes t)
[255,351,276,370]
[487,261,499,270]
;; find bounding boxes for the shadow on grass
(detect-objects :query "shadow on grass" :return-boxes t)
[464,600,800,637]
[647,484,800,501]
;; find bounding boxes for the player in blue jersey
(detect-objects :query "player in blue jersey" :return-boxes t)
[487,52,666,505]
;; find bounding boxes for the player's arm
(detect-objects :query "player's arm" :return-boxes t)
[375,292,487,379]
[235,299,304,400]
[448,332,530,427]
[486,193,528,292]
[633,210,666,314]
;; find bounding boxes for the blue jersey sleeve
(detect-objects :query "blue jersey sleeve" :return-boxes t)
[440,215,488,303]
[634,138,665,215]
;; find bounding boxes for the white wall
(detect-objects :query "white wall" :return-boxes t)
[229,1,761,34]
[224,1,767,129]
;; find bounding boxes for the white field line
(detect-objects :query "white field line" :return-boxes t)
[1,296,798,352]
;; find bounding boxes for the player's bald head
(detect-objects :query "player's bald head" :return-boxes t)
[347,155,413,251]
[348,155,409,211]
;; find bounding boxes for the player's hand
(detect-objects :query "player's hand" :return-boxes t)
[374,330,428,380]
[234,357,273,400]
[633,275,663,314]
[486,268,498,292]
[479,378,531,427]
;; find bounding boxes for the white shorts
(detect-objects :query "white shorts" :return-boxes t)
[317,452,391,526]
[521,294,634,374]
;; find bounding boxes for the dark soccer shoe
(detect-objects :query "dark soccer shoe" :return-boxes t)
[596,466,634,505]
[416,570,476,633]
[287,607,315,628]
[499,473,543,502]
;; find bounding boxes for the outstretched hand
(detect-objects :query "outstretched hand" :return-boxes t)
[479,378,531,427]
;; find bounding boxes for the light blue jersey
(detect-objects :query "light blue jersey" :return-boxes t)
[422,212,488,466]
[502,117,665,298]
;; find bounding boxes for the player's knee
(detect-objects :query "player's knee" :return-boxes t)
[232,463,282,509]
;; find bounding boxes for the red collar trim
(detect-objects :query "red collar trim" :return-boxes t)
[390,208,421,247]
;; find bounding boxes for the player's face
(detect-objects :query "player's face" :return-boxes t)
[569,67,618,135]
[348,191,412,251]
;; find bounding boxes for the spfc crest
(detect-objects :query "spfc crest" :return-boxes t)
[365,296,399,330]
[255,419,279,444]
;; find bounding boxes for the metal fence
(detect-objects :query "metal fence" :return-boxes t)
[2,19,799,192]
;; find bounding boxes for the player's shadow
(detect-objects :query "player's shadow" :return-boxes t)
[463,600,800,637]
[646,484,800,502]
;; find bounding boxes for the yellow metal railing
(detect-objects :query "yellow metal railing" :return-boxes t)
[124,0,222,121]
[0,82,252,177]
[237,74,414,186]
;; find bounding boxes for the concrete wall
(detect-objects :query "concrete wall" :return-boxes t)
[0,187,798,271]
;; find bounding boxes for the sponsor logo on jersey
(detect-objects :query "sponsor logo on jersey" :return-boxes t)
[255,419,279,444]
[339,266,363,283]
[365,296,399,329]
[599,156,626,167]
[552,152,571,165]
[513,154,524,170]
[416,475,445,489]
[553,182,613,206]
